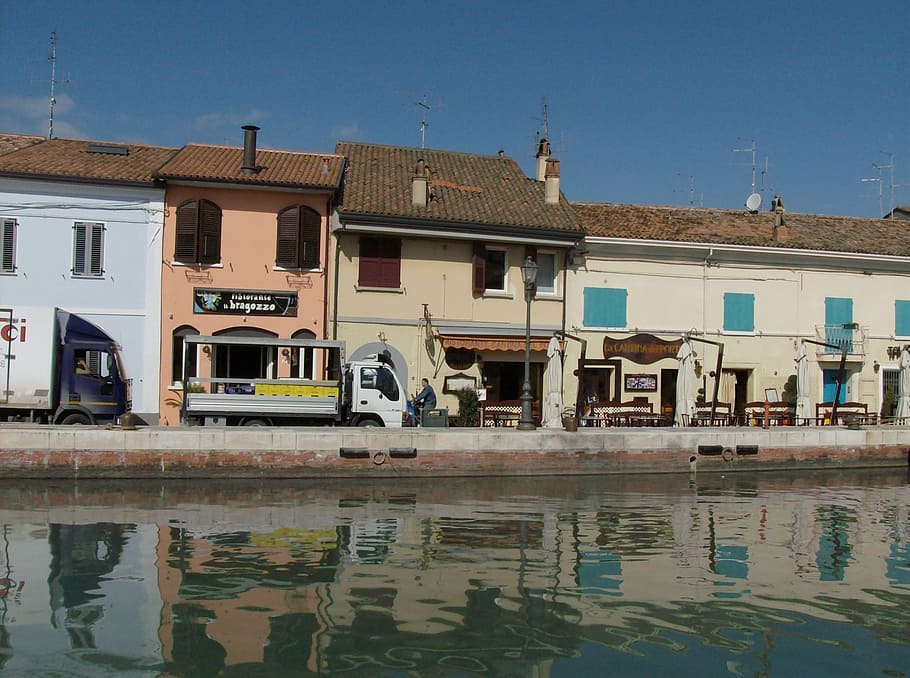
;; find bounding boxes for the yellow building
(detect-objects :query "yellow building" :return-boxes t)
[332,141,583,419]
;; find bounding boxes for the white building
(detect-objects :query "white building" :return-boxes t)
[0,135,177,423]
[567,202,910,421]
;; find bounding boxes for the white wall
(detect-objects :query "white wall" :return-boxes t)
[0,177,164,421]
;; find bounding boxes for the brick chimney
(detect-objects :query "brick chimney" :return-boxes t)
[535,138,551,181]
[412,159,430,206]
[545,157,560,204]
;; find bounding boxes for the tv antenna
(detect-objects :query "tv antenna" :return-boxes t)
[732,137,758,194]
[415,94,431,148]
[675,173,703,207]
[860,175,883,217]
[874,151,896,217]
[46,31,70,139]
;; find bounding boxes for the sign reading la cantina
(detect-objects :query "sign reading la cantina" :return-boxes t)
[193,289,298,316]
[602,334,683,364]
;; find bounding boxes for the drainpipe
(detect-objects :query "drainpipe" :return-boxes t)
[332,214,341,341]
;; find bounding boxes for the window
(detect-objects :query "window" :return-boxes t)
[471,243,506,294]
[276,205,321,269]
[535,252,557,294]
[358,237,401,288]
[896,300,910,338]
[1,218,16,273]
[583,287,627,328]
[360,366,400,401]
[171,326,199,386]
[175,199,221,265]
[72,221,104,277]
[289,329,316,380]
[723,292,755,332]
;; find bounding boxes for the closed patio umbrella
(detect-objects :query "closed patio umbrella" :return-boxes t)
[675,340,696,426]
[795,342,811,424]
[896,347,910,423]
[543,335,563,428]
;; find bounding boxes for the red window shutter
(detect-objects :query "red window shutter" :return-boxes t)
[472,242,485,294]
[198,199,222,265]
[276,206,301,268]
[299,206,321,269]
[359,237,400,287]
[174,201,198,262]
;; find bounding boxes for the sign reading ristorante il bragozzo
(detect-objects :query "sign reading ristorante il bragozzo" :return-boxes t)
[193,289,298,316]
[602,334,683,364]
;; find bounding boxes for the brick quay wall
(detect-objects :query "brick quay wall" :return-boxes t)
[1,424,908,479]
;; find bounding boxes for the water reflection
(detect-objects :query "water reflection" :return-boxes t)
[0,471,907,676]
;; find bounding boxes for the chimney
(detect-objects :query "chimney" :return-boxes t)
[412,159,430,206]
[241,125,260,174]
[535,138,551,181]
[545,157,560,204]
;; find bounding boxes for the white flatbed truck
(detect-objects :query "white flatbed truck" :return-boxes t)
[180,335,407,427]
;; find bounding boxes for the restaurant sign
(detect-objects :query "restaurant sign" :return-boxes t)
[193,289,298,316]
[602,334,683,364]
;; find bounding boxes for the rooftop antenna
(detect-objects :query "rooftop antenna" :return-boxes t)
[734,137,761,212]
[46,31,69,139]
[874,151,895,217]
[415,94,430,149]
[733,137,757,194]
[759,156,775,198]
[675,173,702,207]
[860,175,883,217]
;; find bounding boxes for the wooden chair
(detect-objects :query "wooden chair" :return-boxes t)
[742,401,795,426]
[693,401,732,426]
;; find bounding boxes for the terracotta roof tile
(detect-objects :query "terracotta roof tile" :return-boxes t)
[0,137,177,184]
[155,144,344,189]
[336,141,582,236]
[573,202,910,258]
[0,133,43,156]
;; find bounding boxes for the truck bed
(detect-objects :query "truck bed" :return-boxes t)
[185,392,339,418]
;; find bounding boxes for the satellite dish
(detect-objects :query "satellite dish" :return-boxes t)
[745,193,762,212]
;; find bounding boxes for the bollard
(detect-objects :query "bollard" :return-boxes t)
[688,455,697,473]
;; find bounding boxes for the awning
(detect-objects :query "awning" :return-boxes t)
[438,334,552,353]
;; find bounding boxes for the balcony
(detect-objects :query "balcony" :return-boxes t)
[813,324,866,358]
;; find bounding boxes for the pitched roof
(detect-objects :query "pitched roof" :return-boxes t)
[0,137,177,185]
[336,141,582,236]
[155,144,344,190]
[0,133,43,156]
[574,202,910,258]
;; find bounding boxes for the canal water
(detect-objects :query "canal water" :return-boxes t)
[0,471,907,677]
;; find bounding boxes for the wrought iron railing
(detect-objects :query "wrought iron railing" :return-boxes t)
[813,324,866,356]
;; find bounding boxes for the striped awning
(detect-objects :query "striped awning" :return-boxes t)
[438,334,552,353]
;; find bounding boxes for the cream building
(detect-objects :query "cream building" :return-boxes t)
[567,202,910,421]
[332,141,583,419]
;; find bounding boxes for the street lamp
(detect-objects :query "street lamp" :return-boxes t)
[517,256,538,431]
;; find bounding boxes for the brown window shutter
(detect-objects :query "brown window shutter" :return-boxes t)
[472,242,485,294]
[299,206,321,269]
[175,201,199,262]
[359,237,400,287]
[276,206,301,267]
[198,199,222,265]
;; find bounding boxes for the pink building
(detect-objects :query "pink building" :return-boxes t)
[154,127,343,425]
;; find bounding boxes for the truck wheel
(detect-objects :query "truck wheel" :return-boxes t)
[61,413,91,425]
[358,418,380,427]
[242,419,269,427]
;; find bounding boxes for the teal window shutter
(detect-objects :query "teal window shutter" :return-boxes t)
[723,293,754,332]
[583,288,627,328]
[825,297,853,352]
[896,300,910,337]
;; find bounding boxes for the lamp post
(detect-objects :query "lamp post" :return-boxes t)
[517,256,538,430]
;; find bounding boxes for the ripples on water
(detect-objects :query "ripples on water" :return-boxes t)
[0,470,907,676]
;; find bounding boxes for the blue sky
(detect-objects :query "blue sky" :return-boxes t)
[2,0,908,217]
